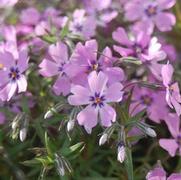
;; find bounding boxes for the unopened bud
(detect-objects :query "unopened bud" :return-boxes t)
[145,127,157,137]
[67,120,75,132]
[12,121,18,130]
[44,108,56,119]
[99,133,108,146]
[44,102,67,119]
[19,128,27,142]
[117,143,126,163]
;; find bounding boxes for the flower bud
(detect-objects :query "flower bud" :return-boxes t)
[117,143,126,163]
[44,107,56,119]
[99,133,108,146]
[145,127,157,137]
[67,120,75,132]
[19,128,27,142]
[44,102,67,119]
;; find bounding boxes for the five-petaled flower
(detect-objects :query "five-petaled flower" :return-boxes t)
[125,0,176,34]
[68,71,124,133]
[0,50,29,101]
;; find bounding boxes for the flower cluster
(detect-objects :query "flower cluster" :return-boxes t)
[0,0,180,179]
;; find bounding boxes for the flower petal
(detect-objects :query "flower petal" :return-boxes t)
[99,104,116,127]
[88,71,108,94]
[39,59,58,77]
[53,76,71,96]
[0,82,17,101]
[105,83,124,102]
[159,139,178,157]
[68,85,90,105]
[112,27,132,46]
[17,75,27,93]
[155,12,176,32]
[77,105,98,134]
[48,42,68,63]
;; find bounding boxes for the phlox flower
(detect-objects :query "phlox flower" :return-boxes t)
[159,113,181,157]
[146,166,181,180]
[82,0,118,26]
[112,27,166,80]
[0,50,29,101]
[112,27,151,59]
[70,39,125,85]
[161,63,181,116]
[39,42,76,96]
[69,9,96,39]
[68,71,124,133]
[125,0,176,34]
[131,87,168,123]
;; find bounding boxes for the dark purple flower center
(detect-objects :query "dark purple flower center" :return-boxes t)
[141,95,153,106]
[87,61,102,73]
[9,67,20,81]
[74,23,83,32]
[133,44,144,55]
[89,92,105,108]
[58,62,66,76]
[145,5,157,17]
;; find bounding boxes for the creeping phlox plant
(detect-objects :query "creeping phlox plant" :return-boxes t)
[0,0,181,179]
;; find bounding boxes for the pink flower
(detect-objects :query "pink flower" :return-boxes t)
[69,9,96,39]
[68,71,124,133]
[146,167,166,180]
[20,8,40,26]
[125,0,176,34]
[112,27,151,59]
[83,0,118,26]
[161,63,181,116]
[131,87,168,123]
[39,42,75,96]
[112,27,166,80]
[0,50,29,101]
[70,39,125,85]
[159,113,181,157]
[147,165,181,180]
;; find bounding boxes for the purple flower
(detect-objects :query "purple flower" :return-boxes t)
[146,167,166,180]
[112,27,151,59]
[161,63,181,116]
[159,113,181,157]
[69,9,96,39]
[20,8,40,26]
[146,166,181,180]
[68,71,124,133]
[125,0,176,34]
[131,87,168,123]
[70,39,125,85]
[112,28,166,80]
[83,0,118,26]
[39,42,76,96]
[0,50,29,101]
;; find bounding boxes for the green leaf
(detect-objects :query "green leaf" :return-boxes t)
[60,20,69,39]
[45,132,56,157]
[21,159,41,167]
[69,142,85,153]
[129,108,147,122]
[124,148,134,180]
[40,35,57,44]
